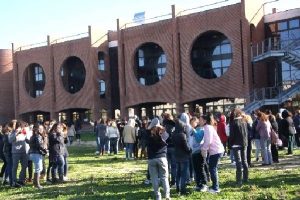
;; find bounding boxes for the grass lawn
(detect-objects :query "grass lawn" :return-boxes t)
[1,147,299,200]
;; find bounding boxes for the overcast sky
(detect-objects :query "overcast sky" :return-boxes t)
[0,0,298,49]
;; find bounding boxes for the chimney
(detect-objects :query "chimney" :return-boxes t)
[272,8,276,14]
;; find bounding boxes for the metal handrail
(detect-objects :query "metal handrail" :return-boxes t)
[91,33,108,47]
[176,0,229,17]
[120,13,172,30]
[14,41,48,52]
[51,32,89,44]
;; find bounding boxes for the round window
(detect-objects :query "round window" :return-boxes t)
[60,56,86,94]
[134,42,167,86]
[191,31,232,79]
[24,63,45,98]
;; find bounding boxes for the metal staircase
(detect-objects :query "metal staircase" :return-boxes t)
[243,37,300,113]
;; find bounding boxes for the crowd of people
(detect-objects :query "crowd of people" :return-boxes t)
[0,120,75,189]
[0,107,299,200]
[93,108,299,200]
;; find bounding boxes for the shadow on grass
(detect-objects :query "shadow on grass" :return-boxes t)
[8,173,153,200]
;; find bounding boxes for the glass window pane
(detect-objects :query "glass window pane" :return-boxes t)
[282,71,291,81]
[282,61,290,71]
[138,50,144,57]
[213,46,221,55]
[222,59,231,67]
[278,21,288,31]
[212,60,221,68]
[139,58,144,67]
[221,44,231,54]
[289,19,299,29]
[139,78,145,85]
[289,29,300,39]
[214,68,221,77]
[222,67,229,74]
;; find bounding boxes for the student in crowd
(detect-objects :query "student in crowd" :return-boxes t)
[229,109,248,186]
[269,114,279,163]
[173,115,191,195]
[147,118,170,200]
[62,123,69,181]
[48,123,65,183]
[139,119,149,159]
[9,121,28,187]
[201,112,224,193]
[281,110,296,155]
[162,113,176,187]
[28,124,47,189]
[95,119,108,156]
[123,119,136,160]
[107,121,120,155]
[0,124,6,183]
[67,122,76,145]
[256,112,272,165]
[2,123,13,186]
[190,116,209,192]
[217,113,228,156]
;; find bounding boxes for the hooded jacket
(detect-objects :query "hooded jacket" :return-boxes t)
[229,117,248,148]
[217,115,227,143]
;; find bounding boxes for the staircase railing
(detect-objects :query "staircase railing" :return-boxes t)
[251,35,300,60]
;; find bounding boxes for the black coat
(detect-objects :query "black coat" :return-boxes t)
[146,130,168,160]
[229,118,248,148]
[49,132,65,157]
[280,117,296,137]
[173,122,191,162]
[2,133,12,156]
[29,134,47,155]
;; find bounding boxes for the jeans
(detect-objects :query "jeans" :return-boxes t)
[255,139,261,160]
[260,138,272,164]
[64,155,68,177]
[125,143,134,159]
[288,135,295,154]
[167,147,176,185]
[247,139,252,165]
[232,147,248,184]
[12,152,28,183]
[51,155,65,180]
[209,153,222,191]
[192,152,208,187]
[148,157,170,200]
[29,153,43,173]
[176,160,189,193]
[68,136,74,145]
[110,137,119,154]
[96,136,101,152]
[4,153,12,185]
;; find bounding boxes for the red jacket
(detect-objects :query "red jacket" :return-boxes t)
[217,115,228,143]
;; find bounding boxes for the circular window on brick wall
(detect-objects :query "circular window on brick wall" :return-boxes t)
[134,42,167,86]
[191,31,232,79]
[60,56,86,94]
[24,63,46,98]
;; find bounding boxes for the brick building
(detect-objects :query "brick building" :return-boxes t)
[0,0,299,123]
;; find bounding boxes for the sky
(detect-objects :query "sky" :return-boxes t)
[0,0,299,49]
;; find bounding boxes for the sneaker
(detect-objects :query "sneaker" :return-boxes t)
[209,188,220,194]
[95,151,99,155]
[12,182,22,188]
[63,176,68,181]
[199,185,208,192]
[46,178,52,184]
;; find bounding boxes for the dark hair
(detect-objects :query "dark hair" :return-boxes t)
[203,112,215,126]
[282,110,292,119]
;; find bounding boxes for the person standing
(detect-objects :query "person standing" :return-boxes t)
[147,118,170,200]
[107,121,120,155]
[123,119,136,160]
[28,124,47,189]
[2,123,13,186]
[9,121,28,187]
[228,109,248,186]
[201,113,224,193]
[281,110,296,155]
[256,112,272,165]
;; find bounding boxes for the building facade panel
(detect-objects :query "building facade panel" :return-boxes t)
[52,38,94,112]
[15,46,52,115]
[119,19,177,108]
[178,3,250,103]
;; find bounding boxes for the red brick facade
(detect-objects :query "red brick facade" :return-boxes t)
[3,0,279,122]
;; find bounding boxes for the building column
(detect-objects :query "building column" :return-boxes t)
[176,102,184,115]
